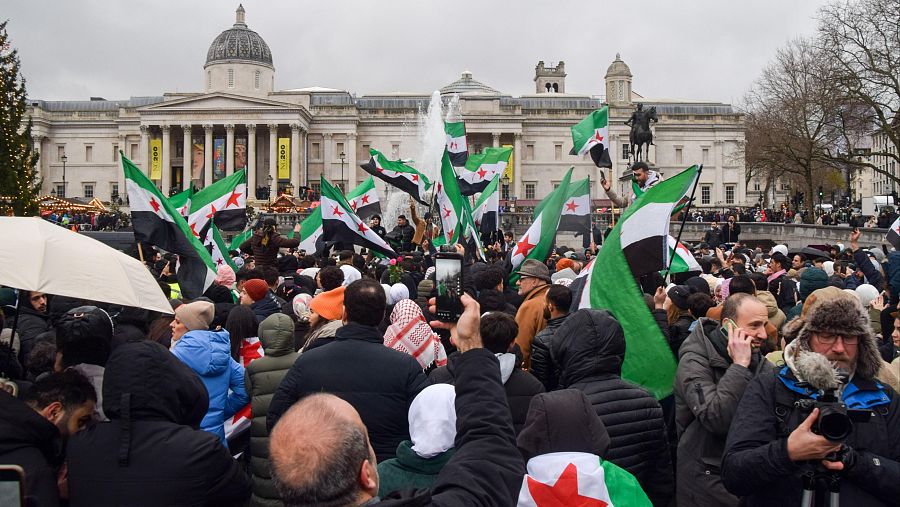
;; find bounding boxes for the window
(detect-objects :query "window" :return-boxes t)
[85,145,93,162]
[553,181,561,190]
[228,69,235,88]
[57,145,65,161]
[111,183,119,199]
[753,179,760,191]
[391,143,400,159]
[780,181,788,191]
[311,182,321,194]
[554,144,562,161]
[675,147,683,165]
[131,143,139,159]
[336,142,344,158]
[55,184,66,197]
[83,184,94,199]
[725,185,735,204]
[359,143,370,160]
[473,143,483,154]
[702,148,710,165]
[255,71,260,89]
[701,185,711,205]
[525,183,536,200]
[622,144,629,160]
[310,142,321,160]
[501,183,510,200]
[526,144,534,160]
[112,144,118,161]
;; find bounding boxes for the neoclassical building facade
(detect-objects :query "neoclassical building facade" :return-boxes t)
[27,5,746,209]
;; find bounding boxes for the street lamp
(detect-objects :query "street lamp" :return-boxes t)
[339,151,346,191]
[60,154,68,198]
[266,174,273,203]
[502,173,510,201]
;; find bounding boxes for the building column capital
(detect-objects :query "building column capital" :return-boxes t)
[323,132,333,139]
[117,134,127,142]
[348,132,357,140]
[246,124,256,133]
[224,123,235,132]
[492,132,501,139]
[290,123,301,133]
[140,125,150,134]
[267,123,279,131]
[203,124,214,132]
[161,124,171,133]
[514,132,523,140]
[180,124,192,132]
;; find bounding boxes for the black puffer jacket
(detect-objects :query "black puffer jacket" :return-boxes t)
[14,305,53,361]
[668,314,694,356]
[67,341,250,507]
[0,390,63,507]
[529,314,568,391]
[250,292,281,325]
[552,309,674,507]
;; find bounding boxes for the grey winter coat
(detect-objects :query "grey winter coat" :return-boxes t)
[245,314,298,507]
[673,318,772,507]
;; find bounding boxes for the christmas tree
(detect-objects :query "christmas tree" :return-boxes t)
[0,21,41,216]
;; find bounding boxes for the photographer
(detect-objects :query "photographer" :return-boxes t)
[721,293,900,506]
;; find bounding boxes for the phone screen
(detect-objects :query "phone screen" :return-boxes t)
[0,466,24,507]
[435,254,463,322]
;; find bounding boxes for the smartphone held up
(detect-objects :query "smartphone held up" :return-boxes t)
[435,246,464,322]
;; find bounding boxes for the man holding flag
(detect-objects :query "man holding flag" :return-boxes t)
[601,161,662,209]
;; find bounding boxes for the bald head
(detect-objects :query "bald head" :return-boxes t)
[270,394,377,507]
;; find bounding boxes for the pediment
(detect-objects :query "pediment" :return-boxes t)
[139,92,301,112]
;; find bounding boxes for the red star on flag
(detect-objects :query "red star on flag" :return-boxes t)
[450,141,457,150]
[361,194,370,204]
[332,205,344,217]
[350,200,358,211]
[149,197,160,213]
[189,223,200,237]
[357,223,368,233]
[216,258,224,266]
[411,174,419,182]
[593,131,604,143]
[565,200,579,212]
[443,206,452,218]
[225,189,242,208]
[526,463,608,507]
[205,205,217,219]
[477,168,487,179]
[515,234,536,258]
[437,183,443,193]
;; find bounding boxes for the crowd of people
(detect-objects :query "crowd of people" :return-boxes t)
[42,211,128,231]
[1,214,899,506]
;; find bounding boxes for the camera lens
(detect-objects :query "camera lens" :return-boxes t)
[818,407,852,441]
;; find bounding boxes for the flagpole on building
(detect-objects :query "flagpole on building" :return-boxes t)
[663,164,703,281]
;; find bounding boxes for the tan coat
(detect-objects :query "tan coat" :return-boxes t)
[515,284,550,370]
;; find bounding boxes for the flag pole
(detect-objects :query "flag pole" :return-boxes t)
[663,164,703,281]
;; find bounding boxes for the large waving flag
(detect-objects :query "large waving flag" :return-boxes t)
[445,121,468,167]
[169,187,193,218]
[886,216,900,250]
[296,207,324,254]
[583,165,699,399]
[667,235,701,274]
[346,176,381,221]
[570,106,612,168]
[320,176,398,258]
[517,452,652,507]
[534,175,590,234]
[188,169,248,236]
[473,175,500,234]
[458,146,512,196]
[509,168,573,284]
[360,149,431,205]
[122,152,216,299]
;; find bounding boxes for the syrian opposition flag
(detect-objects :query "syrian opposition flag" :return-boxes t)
[458,147,512,196]
[535,175,590,233]
[122,152,216,299]
[187,169,247,238]
[886,216,900,250]
[228,228,252,252]
[435,151,465,242]
[346,176,381,221]
[509,168,573,284]
[201,222,238,273]
[570,106,612,168]
[473,175,500,234]
[667,235,701,274]
[445,121,468,167]
[296,207,324,254]
[517,452,651,507]
[320,176,398,258]
[224,337,265,442]
[581,165,699,399]
[169,187,193,218]
[360,149,431,205]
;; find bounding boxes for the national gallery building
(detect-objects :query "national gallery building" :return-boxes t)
[26,5,747,210]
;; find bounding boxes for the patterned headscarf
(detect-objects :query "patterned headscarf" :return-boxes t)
[384,299,447,369]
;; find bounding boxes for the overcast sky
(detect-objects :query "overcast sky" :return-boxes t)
[7,0,830,105]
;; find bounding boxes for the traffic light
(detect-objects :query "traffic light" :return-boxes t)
[818,186,824,200]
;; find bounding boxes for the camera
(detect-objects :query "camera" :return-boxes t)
[438,244,457,253]
[795,386,872,448]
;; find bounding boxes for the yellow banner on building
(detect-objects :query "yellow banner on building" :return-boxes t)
[502,144,514,182]
[150,138,162,180]
[278,138,290,180]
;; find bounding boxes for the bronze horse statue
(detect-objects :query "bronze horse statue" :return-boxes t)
[627,104,658,162]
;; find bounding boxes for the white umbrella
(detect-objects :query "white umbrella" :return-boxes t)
[0,216,173,314]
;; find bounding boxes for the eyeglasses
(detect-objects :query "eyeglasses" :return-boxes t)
[814,333,859,345]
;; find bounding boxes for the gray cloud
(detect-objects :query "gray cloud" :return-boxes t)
[7,0,828,105]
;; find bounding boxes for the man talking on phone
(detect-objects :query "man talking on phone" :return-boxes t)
[673,293,773,506]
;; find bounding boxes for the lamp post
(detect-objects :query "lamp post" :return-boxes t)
[266,174,273,205]
[60,154,68,198]
[339,151,346,191]
[501,173,510,202]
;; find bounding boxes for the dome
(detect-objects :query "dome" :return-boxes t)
[605,53,632,78]
[205,5,273,69]
[440,71,501,95]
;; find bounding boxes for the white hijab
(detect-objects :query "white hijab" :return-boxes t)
[408,384,457,458]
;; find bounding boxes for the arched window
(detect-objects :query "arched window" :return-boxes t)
[552,83,559,92]
[255,71,260,89]
[228,69,235,88]
[545,83,552,92]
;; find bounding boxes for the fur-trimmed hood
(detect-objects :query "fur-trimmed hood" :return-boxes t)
[781,293,883,384]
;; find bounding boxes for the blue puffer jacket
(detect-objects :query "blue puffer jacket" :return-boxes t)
[171,329,248,444]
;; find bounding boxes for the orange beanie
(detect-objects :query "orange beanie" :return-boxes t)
[310,286,345,321]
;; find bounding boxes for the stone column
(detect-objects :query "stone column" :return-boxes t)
[181,125,192,190]
[31,135,42,182]
[492,132,501,148]
[268,124,279,197]
[161,125,171,194]
[116,134,126,199]
[323,133,333,183]
[348,133,358,188]
[290,124,301,195]
[225,124,235,176]
[139,125,150,175]
[246,124,256,199]
[513,133,523,199]
[203,124,214,188]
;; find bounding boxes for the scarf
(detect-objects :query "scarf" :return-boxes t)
[384,299,448,369]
